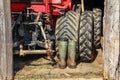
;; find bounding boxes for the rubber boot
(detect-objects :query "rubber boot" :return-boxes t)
[67,40,76,68]
[57,41,67,69]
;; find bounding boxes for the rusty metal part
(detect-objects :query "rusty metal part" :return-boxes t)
[46,49,54,56]
[19,44,54,56]
[46,40,54,56]
[81,0,85,12]
[20,40,53,56]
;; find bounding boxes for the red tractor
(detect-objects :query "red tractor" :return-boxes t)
[11,0,103,69]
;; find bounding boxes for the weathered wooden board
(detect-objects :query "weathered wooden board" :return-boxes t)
[103,0,120,80]
[0,0,13,80]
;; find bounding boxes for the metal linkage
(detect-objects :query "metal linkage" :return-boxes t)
[16,10,54,56]
[20,45,54,56]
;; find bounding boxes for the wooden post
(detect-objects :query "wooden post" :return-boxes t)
[103,0,120,80]
[0,0,13,80]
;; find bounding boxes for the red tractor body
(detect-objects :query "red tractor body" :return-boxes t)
[11,0,72,15]
[11,0,74,56]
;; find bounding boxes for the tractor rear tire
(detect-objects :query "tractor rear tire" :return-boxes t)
[93,8,102,49]
[55,16,67,40]
[79,11,95,62]
[66,11,79,41]
[55,11,79,68]
[55,16,67,69]
[55,11,79,41]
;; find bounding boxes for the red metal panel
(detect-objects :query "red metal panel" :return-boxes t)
[11,0,72,13]
[31,4,46,12]
[11,3,28,12]
[51,0,71,9]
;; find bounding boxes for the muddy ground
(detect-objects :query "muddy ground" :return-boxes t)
[14,49,103,80]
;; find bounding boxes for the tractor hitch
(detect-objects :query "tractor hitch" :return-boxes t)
[19,45,54,56]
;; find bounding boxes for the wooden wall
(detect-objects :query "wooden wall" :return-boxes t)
[103,0,120,80]
[0,0,13,80]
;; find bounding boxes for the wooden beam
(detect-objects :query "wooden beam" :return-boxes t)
[0,0,13,80]
[103,0,120,80]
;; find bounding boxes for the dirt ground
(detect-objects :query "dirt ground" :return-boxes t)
[14,49,103,80]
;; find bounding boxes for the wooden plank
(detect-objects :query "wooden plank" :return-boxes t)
[0,1,7,79]
[0,0,13,80]
[103,0,120,80]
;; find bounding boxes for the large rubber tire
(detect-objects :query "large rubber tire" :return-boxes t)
[55,11,79,66]
[93,8,102,49]
[79,11,95,62]
[66,11,79,41]
[55,11,79,41]
[55,16,67,40]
